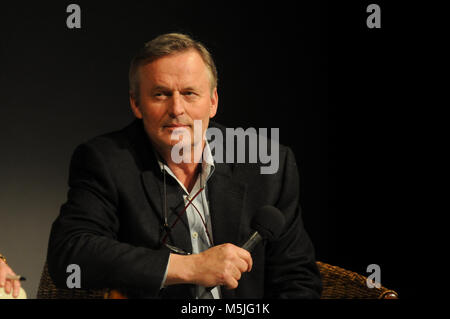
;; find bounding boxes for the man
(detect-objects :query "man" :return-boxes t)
[47,33,322,298]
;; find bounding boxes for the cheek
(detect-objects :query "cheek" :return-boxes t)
[141,104,164,122]
[189,99,214,118]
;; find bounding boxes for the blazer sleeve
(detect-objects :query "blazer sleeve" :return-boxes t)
[47,143,170,297]
[264,147,323,298]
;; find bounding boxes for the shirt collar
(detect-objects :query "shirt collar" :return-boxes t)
[155,140,215,178]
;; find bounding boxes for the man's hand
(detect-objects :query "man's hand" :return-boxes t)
[0,260,21,298]
[192,243,253,289]
[165,243,253,289]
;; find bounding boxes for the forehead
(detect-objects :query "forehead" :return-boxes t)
[139,49,209,87]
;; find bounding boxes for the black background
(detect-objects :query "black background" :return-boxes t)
[0,0,423,300]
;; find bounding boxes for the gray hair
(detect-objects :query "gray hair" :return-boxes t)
[129,33,218,104]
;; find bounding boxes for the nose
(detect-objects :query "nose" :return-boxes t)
[167,92,185,118]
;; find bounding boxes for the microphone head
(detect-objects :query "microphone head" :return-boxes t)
[251,205,285,241]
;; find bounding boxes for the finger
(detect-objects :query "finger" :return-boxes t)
[12,280,21,298]
[237,248,253,272]
[229,264,242,281]
[223,274,239,290]
[0,263,7,287]
[233,257,250,275]
[4,280,12,294]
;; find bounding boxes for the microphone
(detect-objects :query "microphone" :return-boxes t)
[241,205,285,252]
[204,206,285,295]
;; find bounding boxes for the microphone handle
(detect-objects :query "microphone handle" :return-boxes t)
[241,231,263,252]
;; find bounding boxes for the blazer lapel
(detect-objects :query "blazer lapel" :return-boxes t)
[164,180,193,254]
[141,169,193,255]
[140,169,164,223]
[208,162,247,299]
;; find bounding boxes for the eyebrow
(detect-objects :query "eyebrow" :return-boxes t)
[151,85,170,92]
[151,85,199,92]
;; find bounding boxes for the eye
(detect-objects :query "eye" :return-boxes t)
[153,91,170,98]
[183,91,197,97]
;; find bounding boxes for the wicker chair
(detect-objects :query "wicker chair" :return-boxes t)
[37,262,107,299]
[37,261,398,299]
[317,261,398,299]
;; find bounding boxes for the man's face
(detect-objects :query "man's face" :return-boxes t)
[130,49,218,155]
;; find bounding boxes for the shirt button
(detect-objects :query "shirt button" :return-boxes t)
[192,231,198,239]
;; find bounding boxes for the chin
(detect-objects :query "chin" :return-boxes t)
[163,136,193,148]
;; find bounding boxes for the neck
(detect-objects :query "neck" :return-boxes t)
[156,141,205,192]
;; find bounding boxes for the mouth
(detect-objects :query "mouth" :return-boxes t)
[163,124,191,129]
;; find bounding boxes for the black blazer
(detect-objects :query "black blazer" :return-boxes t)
[47,120,322,298]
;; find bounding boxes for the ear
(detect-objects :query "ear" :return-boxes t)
[209,87,218,118]
[129,93,143,119]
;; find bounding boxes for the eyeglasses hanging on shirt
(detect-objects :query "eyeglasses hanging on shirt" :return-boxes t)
[160,166,214,255]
